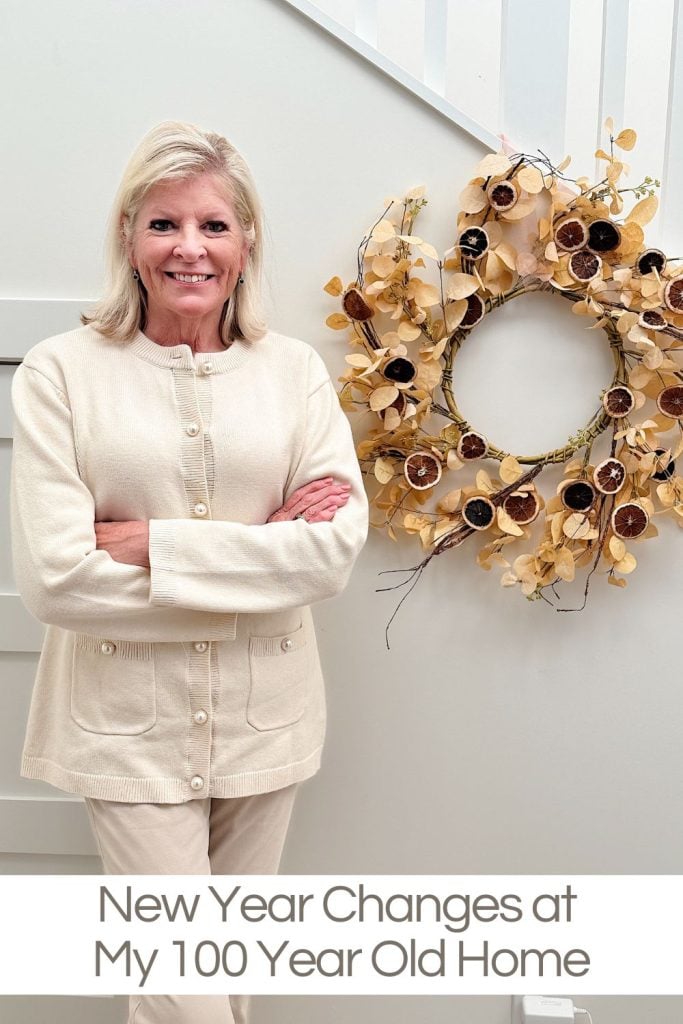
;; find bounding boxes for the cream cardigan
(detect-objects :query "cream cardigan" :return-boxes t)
[10,325,368,802]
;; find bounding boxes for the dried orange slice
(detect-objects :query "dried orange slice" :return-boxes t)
[555,218,588,252]
[568,249,602,283]
[652,448,675,481]
[462,496,495,530]
[457,431,488,461]
[403,452,442,490]
[342,288,373,321]
[611,502,649,540]
[458,226,489,261]
[637,248,666,275]
[656,385,683,419]
[593,458,626,494]
[587,219,621,253]
[602,386,635,417]
[638,310,667,331]
[383,357,417,384]
[664,277,683,312]
[560,480,596,512]
[503,490,540,525]
[487,179,518,212]
[460,292,485,330]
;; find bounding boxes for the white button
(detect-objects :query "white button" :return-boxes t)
[281,637,294,652]
[190,775,204,791]
[193,709,208,725]
[100,641,116,655]
[193,502,208,517]
[186,422,200,436]
[193,641,208,653]
[201,362,214,375]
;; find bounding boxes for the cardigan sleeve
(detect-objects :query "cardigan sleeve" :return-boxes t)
[10,362,239,642]
[148,353,369,613]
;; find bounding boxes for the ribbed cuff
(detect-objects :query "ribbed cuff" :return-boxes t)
[148,519,177,606]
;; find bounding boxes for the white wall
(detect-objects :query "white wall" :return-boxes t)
[1,1,682,1022]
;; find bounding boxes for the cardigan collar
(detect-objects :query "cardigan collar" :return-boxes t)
[127,329,252,374]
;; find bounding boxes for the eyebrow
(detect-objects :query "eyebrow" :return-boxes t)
[148,209,231,221]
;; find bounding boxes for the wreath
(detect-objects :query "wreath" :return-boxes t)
[325,122,683,632]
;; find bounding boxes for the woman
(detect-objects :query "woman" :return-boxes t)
[10,121,368,1024]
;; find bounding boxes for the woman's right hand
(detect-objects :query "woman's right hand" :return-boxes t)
[267,477,352,524]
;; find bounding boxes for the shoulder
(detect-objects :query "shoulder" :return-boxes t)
[20,325,115,389]
[253,330,332,391]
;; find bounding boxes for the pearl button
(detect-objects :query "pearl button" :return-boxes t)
[193,641,208,653]
[193,709,208,725]
[201,362,214,375]
[100,642,115,655]
[281,637,294,652]
[193,502,208,517]
[190,775,204,791]
[186,422,200,436]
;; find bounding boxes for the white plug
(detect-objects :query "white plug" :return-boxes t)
[521,995,575,1024]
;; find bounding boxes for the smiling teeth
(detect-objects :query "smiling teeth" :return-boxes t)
[173,273,210,282]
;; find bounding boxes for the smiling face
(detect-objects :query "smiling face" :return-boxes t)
[128,172,249,342]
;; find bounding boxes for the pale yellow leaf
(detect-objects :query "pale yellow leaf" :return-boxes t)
[477,152,512,177]
[626,195,658,227]
[614,128,637,151]
[326,313,350,330]
[398,320,422,341]
[608,574,627,587]
[369,385,399,412]
[437,489,461,513]
[345,353,372,368]
[517,165,544,194]
[555,546,576,582]
[374,457,395,484]
[324,275,344,296]
[446,273,480,301]
[372,254,396,278]
[609,536,626,562]
[371,219,396,243]
[615,552,637,574]
[497,506,524,536]
[499,454,523,484]
[458,183,488,214]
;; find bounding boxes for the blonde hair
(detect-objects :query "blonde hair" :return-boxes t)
[82,121,266,343]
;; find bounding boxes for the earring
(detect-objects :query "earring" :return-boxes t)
[238,274,245,285]
[132,268,140,281]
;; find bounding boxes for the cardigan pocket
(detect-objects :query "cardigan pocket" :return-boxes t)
[70,635,157,735]
[247,621,310,731]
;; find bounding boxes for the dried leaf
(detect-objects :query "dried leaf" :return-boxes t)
[324,276,344,296]
[374,457,395,484]
[437,489,461,513]
[497,506,524,536]
[369,385,399,412]
[555,546,575,582]
[517,165,544,194]
[614,128,637,151]
[371,219,396,242]
[446,273,479,301]
[608,574,627,588]
[500,455,523,484]
[345,353,372,368]
[615,552,637,574]
[626,195,658,227]
[326,313,350,330]
[609,536,626,562]
[477,152,512,177]
[458,183,488,214]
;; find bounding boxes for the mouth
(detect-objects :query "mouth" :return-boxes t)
[165,272,215,284]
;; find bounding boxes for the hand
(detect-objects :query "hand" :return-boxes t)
[95,520,150,568]
[267,477,352,524]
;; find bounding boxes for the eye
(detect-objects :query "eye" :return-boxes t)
[205,221,228,233]
[149,219,174,231]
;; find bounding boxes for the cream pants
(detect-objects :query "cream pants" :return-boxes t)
[85,784,298,1024]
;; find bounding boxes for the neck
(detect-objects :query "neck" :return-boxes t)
[143,311,228,352]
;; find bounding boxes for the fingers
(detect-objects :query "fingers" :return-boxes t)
[280,477,350,514]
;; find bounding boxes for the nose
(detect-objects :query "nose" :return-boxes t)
[173,227,207,261]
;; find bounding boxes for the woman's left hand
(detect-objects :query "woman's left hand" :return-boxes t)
[95,520,150,568]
